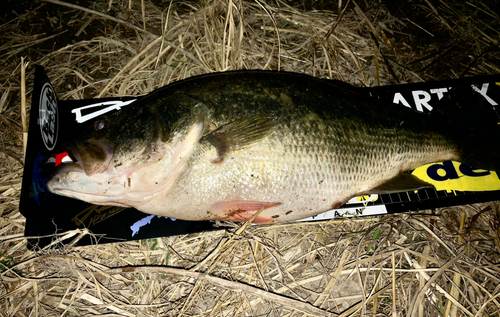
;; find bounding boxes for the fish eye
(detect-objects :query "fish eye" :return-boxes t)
[94,120,105,131]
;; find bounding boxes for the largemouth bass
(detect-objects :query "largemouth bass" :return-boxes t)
[47,71,497,223]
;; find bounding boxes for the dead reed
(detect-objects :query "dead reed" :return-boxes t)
[0,0,499,316]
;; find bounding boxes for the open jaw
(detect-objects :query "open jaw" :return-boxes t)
[47,159,127,206]
[69,139,114,176]
[47,139,127,205]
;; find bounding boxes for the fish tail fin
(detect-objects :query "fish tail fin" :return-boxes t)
[456,127,500,172]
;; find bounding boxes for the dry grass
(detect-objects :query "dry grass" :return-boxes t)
[1,0,500,316]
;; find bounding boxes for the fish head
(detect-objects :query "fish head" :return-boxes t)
[47,94,208,208]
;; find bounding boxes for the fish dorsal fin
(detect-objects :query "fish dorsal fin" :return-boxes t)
[368,173,433,194]
[201,114,277,162]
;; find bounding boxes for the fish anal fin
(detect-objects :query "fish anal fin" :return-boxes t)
[368,173,434,194]
[201,114,277,162]
[210,200,282,223]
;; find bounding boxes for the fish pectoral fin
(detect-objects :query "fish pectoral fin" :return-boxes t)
[201,114,277,162]
[368,173,434,194]
[210,200,282,223]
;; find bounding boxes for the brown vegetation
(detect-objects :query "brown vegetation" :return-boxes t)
[1,0,499,316]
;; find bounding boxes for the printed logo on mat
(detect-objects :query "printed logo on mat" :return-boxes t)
[39,82,58,151]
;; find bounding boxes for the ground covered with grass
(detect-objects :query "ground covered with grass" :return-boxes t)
[1,0,499,316]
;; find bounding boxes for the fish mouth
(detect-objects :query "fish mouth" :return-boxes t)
[63,145,79,166]
[48,139,114,180]
[65,139,114,176]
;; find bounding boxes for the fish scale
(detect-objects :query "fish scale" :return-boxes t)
[48,71,470,223]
